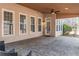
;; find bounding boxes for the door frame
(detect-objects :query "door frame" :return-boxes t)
[45,17,51,35]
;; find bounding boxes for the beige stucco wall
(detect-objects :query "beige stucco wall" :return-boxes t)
[0,3,43,43]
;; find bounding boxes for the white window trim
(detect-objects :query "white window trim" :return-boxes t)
[2,8,15,37]
[30,15,36,33]
[19,13,27,35]
[38,17,43,32]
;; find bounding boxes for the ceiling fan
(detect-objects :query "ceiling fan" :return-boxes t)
[50,9,60,14]
[43,8,60,14]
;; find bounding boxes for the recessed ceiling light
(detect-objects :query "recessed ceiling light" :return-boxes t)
[65,8,69,10]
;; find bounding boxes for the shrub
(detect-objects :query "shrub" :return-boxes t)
[63,24,72,35]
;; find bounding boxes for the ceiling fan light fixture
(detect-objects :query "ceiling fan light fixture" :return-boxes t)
[52,12,55,14]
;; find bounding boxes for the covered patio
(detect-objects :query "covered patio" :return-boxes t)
[0,3,79,56]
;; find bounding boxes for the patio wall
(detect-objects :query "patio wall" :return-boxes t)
[0,3,43,43]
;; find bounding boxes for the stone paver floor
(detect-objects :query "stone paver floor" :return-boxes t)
[6,36,79,56]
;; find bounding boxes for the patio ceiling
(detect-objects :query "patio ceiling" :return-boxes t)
[19,3,79,14]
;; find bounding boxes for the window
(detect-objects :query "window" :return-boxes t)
[31,17,35,32]
[3,11,13,35]
[56,19,63,31]
[20,14,26,34]
[38,18,42,32]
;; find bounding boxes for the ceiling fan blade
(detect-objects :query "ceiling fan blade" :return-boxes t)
[55,11,60,14]
[56,11,60,12]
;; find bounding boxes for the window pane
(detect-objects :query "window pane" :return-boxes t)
[20,24,26,32]
[31,17,35,32]
[4,24,9,35]
[38,18,41,32]
[4,11,13,35]
[20,15,26,23]
[20,15,26,33]
[38,25,41,31]
[31,25,35,32]
[38,18,41,24]
[31,17,35,24]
